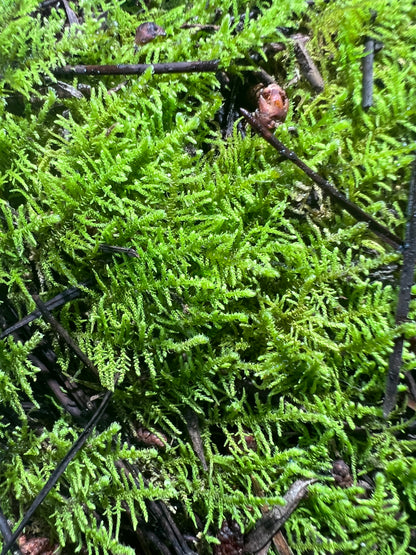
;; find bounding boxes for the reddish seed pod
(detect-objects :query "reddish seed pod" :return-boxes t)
[255,83,289,129]
[133,425,167,449]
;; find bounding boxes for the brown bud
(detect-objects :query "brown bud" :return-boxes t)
[254,83,289,129]
[135,22,166,46]
[332,459,353,488]
[214,520,243,555]
[132,424,167,449]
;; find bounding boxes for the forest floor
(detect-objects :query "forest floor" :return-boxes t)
[1,1,416,554]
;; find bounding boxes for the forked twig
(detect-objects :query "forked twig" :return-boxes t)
[32,293,98,376]
[240,108,402,249]
[0,281,93,340]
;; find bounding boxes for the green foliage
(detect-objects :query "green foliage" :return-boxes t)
[0,333,42,418]
[1,0,416,553]
[288,475,410,554]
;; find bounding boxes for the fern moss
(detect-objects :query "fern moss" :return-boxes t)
[1,0,416,553]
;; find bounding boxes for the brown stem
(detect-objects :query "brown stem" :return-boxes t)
[240,108,402,250]
[53,60,219,77]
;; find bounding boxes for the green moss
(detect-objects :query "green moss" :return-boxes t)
[1,0,416,553]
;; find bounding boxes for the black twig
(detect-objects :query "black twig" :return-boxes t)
[99,244,139,258]
[0,281,93,340]
[0,509,22,555]
[53,60,219,77]
[405,371,416,403]
[383,159,416,417]
[180,23,220,32]
[1,387,114,555]
[362,37,374,109]
[43,374,84,419]
[32,294,98,376]
[240,108,402,249]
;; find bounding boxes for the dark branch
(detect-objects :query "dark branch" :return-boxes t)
[53,60,219,77]
[383,158,416,417]
[32,294,98,377]
[117,461,196,554]
[99,244,139,258]
[184,408,208,471]
[240,108,402,250]
[1,387,114,555]
[293,35,324,92]
[244,479,316,553]
[0,509,21,555]
[0,281,93,340]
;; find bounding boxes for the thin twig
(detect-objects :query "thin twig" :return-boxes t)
[61,0,79,26]
[0,509,22,555]
[32,294,98,376]
[362,37,374,109]
[293,35,324,92]
[1,388,114,555]
[184,408,208,471]
[254,68,275,86]
[99,244,139,258]
[28,348,86,418]
[38,0,60,8]
[0,281,92,340]
[405,371,416,404]
[270,531,294,555]
[44,375,84,419]
[383,158,416,417]
[243,479,316,554]
[180,23,220,31]
[53,60,219,77]
[240,108,402,249]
